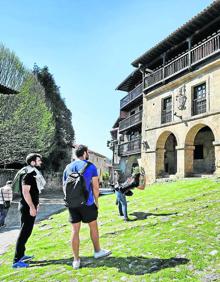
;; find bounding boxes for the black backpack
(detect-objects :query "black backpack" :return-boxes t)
[11,167,28,195]
[64,162,91,208]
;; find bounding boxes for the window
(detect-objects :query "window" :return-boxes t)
[194,145,204,159]
[192,83,206,115]
[161,96,172,124]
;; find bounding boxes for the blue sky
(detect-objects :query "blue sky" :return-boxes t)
[0,0,213,158]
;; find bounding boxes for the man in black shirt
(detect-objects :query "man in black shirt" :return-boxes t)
[12,153,43,268]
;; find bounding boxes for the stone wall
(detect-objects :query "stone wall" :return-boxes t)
[142,59,220,183]
[44,172,63,192]
[0,169,63,192]
[0,169,17,187]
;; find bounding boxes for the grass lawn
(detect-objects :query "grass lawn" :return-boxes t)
[0,178,219,281]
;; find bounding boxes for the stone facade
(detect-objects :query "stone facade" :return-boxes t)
[110,2,220,184]
[142,59,220,183]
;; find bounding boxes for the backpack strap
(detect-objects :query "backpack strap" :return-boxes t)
[1,189,5,204]
[79,161,91,175]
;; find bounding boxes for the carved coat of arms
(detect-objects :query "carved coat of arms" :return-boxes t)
[176,85,187,110]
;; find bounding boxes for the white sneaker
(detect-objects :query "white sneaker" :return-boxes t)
[94,249,111,259]
[72,259,80,269]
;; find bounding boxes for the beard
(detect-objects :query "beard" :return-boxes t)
[86,153,89,160]
[35,164,43,171]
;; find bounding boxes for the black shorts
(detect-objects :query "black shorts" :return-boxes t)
[68,203,98,224]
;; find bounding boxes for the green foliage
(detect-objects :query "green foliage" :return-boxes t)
[33,65,75,171]
[0,74,55,166]
[102,171,110,181]
[0,179,219,281]
[0,44,26,91]
[0,46,74,171]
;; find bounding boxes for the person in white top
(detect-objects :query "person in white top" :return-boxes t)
[0,180,13,227]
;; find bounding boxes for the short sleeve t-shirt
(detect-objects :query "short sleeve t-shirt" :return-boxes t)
[63,160,98,206]
[20,171,39,208]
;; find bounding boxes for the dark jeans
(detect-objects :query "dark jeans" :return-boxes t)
[115,191,128,219]
[13,206,36,263]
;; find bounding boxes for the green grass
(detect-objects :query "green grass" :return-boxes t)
[0,178,220,281]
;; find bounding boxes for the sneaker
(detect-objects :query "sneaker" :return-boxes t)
[72,259,80,269]
[124,217,130,221]
[12,261,29,268]
[20,255,34,262]
[94,249,111,259]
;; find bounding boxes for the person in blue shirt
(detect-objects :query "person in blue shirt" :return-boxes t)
[63,144,111,269]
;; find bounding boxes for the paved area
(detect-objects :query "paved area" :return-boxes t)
[0,191,65,255]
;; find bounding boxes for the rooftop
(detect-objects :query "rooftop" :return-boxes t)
[116,69,142,92]
[132,1,220,67]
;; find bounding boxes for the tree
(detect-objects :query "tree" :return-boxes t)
[33,65,75,171]
[0,74,55,167]
[0,44,26,91]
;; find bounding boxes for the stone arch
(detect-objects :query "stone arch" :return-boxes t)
[184,123,216,176]
[126,155,139,176]
[185,123,216,146]
[119,155,139,181]
[156,131,178,177]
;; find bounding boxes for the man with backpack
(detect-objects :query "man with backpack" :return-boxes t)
[12,153,46,268]
[63,144,111,269]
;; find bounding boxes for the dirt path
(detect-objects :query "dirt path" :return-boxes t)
[0,191,65,255]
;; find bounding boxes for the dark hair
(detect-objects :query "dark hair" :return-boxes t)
[76,145,88,158]
[26,153,42,165]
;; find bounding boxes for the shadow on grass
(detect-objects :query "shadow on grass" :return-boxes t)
[29,256,189,275]
[129,212,178,221]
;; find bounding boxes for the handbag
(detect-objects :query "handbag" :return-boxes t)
[1,189,11,209]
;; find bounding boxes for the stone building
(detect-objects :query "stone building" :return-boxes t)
[109,69,143,180]
[110,1,220,183]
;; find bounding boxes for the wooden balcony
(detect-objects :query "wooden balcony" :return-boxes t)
[118,137,142,156]
[144,32,220,91]
[120,83,143,109]
[119,110,142,132]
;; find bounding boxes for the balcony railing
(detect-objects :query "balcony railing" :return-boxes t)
[118,137,142,156]
[119,110,142,132]
[120,83,143,109]
[144,32,220,90]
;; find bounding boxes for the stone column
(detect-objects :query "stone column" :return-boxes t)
[184,145,195,176]
[143,150,156,184]
[213,141,220,176]
[175,146,185,178]
[155,147,165,177]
